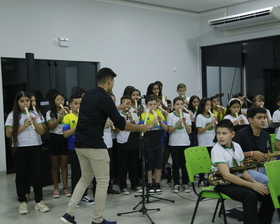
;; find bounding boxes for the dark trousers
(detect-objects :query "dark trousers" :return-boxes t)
[215,184,274,224]
[117,143,139,189]
[111,139,119,179]
[171,146,189,185]
[189,134,198,147]
[12,146,43,203]
[68,150,87,197]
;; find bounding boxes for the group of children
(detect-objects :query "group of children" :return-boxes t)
[5,81,279,223]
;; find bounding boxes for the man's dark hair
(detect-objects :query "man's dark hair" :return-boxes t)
[97,67,117,84]
[247,106,267,119]
[145,95,157,105]
[216,119,234,132]
[70,94,82,103]
[75,88,86,96]
[120,95,132,104]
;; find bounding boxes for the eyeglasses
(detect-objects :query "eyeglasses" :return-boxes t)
[55,98,65,101]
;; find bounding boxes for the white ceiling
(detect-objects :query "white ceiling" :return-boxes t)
[120,0,259,12]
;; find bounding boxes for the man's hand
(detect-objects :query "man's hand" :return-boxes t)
[117,101,131,110]
[139,124,149,133]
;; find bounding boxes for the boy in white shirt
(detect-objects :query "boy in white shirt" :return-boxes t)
[211,119,274,224]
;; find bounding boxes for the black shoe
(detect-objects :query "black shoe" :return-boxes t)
[81,196,95,205]
[154,183,162,195]
[91,218,117,224]
[107,189,121,196]
[148,183,155,195]
[61,213,76,224]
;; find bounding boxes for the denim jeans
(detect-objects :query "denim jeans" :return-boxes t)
[247,167,268,184]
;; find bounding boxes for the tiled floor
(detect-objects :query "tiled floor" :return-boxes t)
[0,174,278,224]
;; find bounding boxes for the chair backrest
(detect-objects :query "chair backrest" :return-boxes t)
[264,160,280,208]
[270,134,276,152]
[184,146,212,183]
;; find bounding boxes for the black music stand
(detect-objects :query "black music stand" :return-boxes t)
[117,130,174,224]
[138,130,174,205]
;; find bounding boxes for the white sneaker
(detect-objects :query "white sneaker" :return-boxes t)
[172,185,180,193]
[134,186,143,193]
[19,202,28,215]
[183,184,191,193]
[34,201,50,213]
[121,188,129,195]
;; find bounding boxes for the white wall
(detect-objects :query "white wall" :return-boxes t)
[0,0,199,173]
[199,0,280,47]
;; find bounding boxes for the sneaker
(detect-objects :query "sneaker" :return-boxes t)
[154,183,162,195]
[107,189,122,196]
[198,180,206,190]
[76,203,80,208]
[134,186,143,193]
[182,184,191,193]
[121,188,129,195]
[148,183,155,195]
[53,189,60,198]
[92,218,117,224]
[81,196,95,205]
[19,202,28,215]
[34,201,50,213]
[61,213,77,224]
[172,184,180,193]
[63,188,72,197]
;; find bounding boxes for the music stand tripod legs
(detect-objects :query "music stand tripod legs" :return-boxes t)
[134,130,175,205]
[117,133,160,224]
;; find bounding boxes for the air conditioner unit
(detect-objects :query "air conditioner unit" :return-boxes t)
[208,6,280,31]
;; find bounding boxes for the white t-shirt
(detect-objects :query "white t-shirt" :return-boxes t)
[276,127,280,141]
[117,111,139,144]
[264,109,272,129]
[167,112,191,146]
[272,109,280,133]
[196,114,215,147]
[211,141,244,177]
[5,111,44,147]
[46,110,64,134]
[103,125,113,148]
[36,114,45,145]
[161,96,168,107]
[223,114,249,125]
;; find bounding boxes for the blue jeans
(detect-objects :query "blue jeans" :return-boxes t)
[247,167,268,184]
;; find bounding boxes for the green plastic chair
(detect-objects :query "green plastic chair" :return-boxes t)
[270,134,276,152]
[184,146,231,224]
[264,160,280,208]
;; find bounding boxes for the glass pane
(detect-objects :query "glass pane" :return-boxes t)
[206,66,220,98]
[221,67,241,106]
